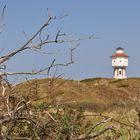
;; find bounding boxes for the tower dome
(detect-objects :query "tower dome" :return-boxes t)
[111,47,129,79]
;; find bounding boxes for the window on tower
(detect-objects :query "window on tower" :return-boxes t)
[119,71,122,75]
[120,60,121,63]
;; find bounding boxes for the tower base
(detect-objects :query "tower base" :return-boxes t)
[113,76,126,79]
[113,67,127,79]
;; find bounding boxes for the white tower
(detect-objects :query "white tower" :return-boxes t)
[111,47,129,79]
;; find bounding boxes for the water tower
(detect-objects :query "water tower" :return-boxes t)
[111,47,129,79]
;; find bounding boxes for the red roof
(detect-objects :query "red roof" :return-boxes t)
[111,53,129,57]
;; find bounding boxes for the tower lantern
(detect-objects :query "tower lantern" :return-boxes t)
[111,47,129,79]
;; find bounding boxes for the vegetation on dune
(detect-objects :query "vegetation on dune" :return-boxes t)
[2,77,140,139]
[14,77,140,110]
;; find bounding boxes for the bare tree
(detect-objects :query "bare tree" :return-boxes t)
[0,5,96,139]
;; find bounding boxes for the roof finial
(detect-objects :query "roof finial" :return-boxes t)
[116,47,124,50]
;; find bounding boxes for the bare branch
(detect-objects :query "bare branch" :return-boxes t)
[55,30,61,42]
[0,8,95,139]
[6,136,32,140]
[0,16,53,64]
[45,111,57,122]
[47,59,56,74]
[86,117,112,135]
[83,114,137,129]
[0,5,6,33]
[74,126,114,140]
[1,5,6,19]
[4,47,75,76]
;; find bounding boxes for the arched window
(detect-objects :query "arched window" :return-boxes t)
[119,71,122,75]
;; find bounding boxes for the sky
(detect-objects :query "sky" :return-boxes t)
[0,0,140,81]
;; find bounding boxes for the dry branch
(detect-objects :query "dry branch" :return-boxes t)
[0,7,97,139]
[74,127,114,140]
[86,117,112,135]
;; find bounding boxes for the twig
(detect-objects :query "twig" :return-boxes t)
[74,126,114,140]
[45,110,57,122]
[86,117,112,135]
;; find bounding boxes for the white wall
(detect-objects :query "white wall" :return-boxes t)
[112,57,128,67]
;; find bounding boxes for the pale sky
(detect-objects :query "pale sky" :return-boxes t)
[0,0,140,80]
